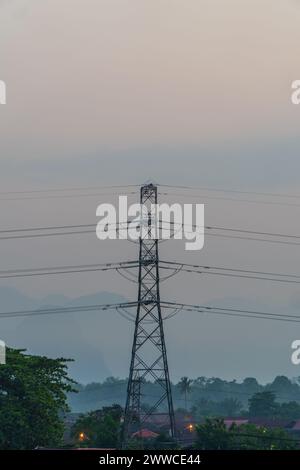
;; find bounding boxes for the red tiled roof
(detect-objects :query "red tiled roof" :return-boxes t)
[132,429,159,439]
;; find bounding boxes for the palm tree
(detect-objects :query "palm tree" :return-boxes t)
[178,377,193,411]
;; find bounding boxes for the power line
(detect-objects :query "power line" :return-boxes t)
[181,309,300,324]
[161,191,300,208]
[164,307,300,324]
[162,260,300,279]
[166,223,300,246]
[0,301,139,319]
[0,229,96,241]
[161,302,300,324]
[0,220,135,234]
[164,220,300,241]
[0,300,299,324]
[0,260,139,279]
[158,184,300,200]
[0,184,140,195]
[1,220,300,248]
[206,225,300,240]
[2,228,300,246]
[176,222,300,241]
[1,258,300,284]
[163,301,300,319]
[0,190,138,202]
[0,224,128,240]
[0,220,137,240]
[160,262,300,285]
[0,223,94,234]
[205,232,300,246]
[4,181,300,440]
[1,182,300,205]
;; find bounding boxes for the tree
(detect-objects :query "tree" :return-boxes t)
[71,404,122,448]
[192,399,217,419]
[267,376,295,396]
[195,418,297,450]
[242,377,260,394]
[234,423,297,450]
[278,401,300,420]
[248,391,278,417]
[195,418,232,450]
[220,398,243,417]
[192,397,244,420]
[0,348,75,449]
[178,377,193,411]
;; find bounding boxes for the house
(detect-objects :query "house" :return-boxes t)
[132,429,159,439]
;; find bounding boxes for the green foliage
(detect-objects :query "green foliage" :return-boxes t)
[178,377,193,394]
[144,432,178,450]
[232,423,298,450]
[248,391,278,417]
[278,401,300,420]
[248,391,300,420]
[71,404,122,448]
[124,437,144,450]
[177,376,193,411]
[68,375,300,421]
[195,418,231,450]
[192,397,243,419]
[195,418,298,450]
[0,348,76,449]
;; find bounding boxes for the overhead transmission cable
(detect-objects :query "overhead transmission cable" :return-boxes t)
[0,300,299,324]
[1,219,300,247]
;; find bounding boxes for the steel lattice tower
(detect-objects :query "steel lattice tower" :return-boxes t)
[122,183,176,444]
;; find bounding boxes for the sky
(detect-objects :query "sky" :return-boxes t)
[1,1,300,384]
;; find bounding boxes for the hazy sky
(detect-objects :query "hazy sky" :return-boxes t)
[1,1,300,383]
[1,0,300,164]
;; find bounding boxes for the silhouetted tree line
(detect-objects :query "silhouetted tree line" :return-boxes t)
[69,375,300,417]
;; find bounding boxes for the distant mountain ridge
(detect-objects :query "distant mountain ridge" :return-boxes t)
[0,286,130,383]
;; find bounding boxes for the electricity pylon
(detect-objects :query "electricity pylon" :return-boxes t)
[122,183,176,444]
